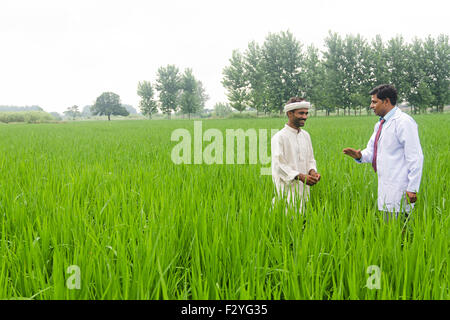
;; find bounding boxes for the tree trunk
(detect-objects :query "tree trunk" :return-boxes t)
[108,114,111,121]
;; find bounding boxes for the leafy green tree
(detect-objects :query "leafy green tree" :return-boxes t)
[344,34,371,115]
[223,31,448,117]
[385,35,410,103]
[222,50,248,113]
[303,45,328,116]
[91,92,129,121]
[63,105,81,120]
[50,112,62,121]
[0,105,42,112]
[156,65,181,119]
[180,69,201,119]
[196,80,209,114]
[137,81,158,119]
[123,104,137,115]
[413,80,434,114]
[323,33,371,116]
[323,31,346,115]
[405,38,429,114]
[213,102,232,117]
[427,35,450,113]
[244,41,267,116]
[368,35,390,88]
[81,105,92,118]
[261,31,304,114]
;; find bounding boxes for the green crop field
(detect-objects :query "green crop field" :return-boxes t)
[0,114,449,300]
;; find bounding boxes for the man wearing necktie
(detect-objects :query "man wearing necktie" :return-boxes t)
[343,84,424,219]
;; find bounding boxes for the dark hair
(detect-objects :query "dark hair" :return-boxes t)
[369,84,397,106]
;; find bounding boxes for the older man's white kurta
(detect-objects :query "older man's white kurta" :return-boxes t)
[358,108,423,212]
[271,124,317,211]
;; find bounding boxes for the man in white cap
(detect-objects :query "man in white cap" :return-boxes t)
[271,97,321,213]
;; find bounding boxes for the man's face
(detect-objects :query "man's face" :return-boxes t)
[290,108,309,127]
[370,94,390,117]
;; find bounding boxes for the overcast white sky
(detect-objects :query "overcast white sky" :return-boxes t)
[0,0,449,113]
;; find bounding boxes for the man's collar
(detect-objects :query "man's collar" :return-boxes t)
[285,123,301,134]
[381,106,398,122]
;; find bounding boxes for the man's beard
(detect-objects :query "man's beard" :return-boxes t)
[294,119,305,127]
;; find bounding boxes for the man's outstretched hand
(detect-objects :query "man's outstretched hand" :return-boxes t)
[343,148,362,160]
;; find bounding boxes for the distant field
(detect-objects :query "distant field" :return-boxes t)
[0,114,448,299]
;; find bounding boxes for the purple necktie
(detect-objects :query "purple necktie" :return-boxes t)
[372,119,385,172]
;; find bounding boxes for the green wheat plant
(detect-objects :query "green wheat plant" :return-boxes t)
[0,114,448,299]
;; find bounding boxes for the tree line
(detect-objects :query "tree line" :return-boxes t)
[71,66,209,121]
[62,31,449,120]
[222,31,449,115]
[0,105,43,112]
[137,66,208,119]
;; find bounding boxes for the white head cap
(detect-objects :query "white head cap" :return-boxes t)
[283,101,311,113]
